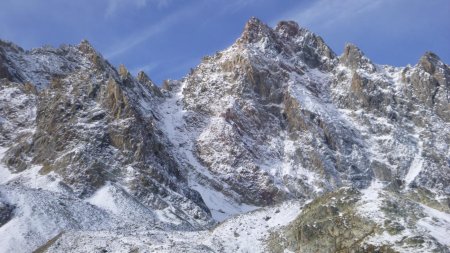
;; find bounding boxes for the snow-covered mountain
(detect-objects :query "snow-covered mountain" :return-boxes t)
[0,18,449,252]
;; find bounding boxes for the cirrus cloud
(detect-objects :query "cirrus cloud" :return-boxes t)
[105,0,172,17]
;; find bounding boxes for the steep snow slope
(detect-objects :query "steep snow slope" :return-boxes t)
[158,80,259,221]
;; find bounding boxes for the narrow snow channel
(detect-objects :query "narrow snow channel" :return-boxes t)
[404,134,424,186]
[357,180,386,223]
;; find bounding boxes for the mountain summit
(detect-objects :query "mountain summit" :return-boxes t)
[0,18,449,253]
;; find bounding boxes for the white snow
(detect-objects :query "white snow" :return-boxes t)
[205,200,303,252]
[0,212,29,253]
[191,183,258,221]
[0,186,114,253]
[87,184,119,215]
[404,133,424,186]
[357,180,386,223]
[417,204,450,247]
[153,209,183,225]
[0,152,63,193]
[41,200,304,253]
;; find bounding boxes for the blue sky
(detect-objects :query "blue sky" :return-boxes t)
[0,0,448,84]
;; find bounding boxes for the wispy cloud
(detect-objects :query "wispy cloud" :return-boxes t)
[105,0,172,17]
[273,0,385,28]
[219,0,256,14]
[130,62,158,76]
[105,4,199,59]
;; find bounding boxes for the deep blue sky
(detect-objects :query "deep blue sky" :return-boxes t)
[0,0,448,84]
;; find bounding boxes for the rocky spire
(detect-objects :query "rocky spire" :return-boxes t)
[275,20,302,38]
[238,17,275,44]
[0,40,25,82]
[77,39,112,72]
[117,64,136,88]
[274,20,336,65]
[78,39,96,55]
[118,64,129,78]
[136,71,151,83]
[137,71,162,97]
[418,51,443,75]
[340,43,376,72]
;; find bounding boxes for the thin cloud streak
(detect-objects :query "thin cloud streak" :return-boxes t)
[105,3,200,59]
[219,0,256,15]
[270,0,450,67]
[130,62,158,76]
[273,0,385,28]
[105,0,172,17]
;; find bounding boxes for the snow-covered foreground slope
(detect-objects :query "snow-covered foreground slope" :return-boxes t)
[34,201,303,253]
[0,18,449,252]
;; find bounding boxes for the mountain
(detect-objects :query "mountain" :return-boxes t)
[0,18,449,253]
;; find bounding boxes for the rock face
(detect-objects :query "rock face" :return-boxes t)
[269,186,450,253]
[0,40,213,236]
[0,18,449,252]
[180,18,372,207]
[269,188,382,253]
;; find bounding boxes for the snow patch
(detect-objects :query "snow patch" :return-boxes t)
[87,184,119,215]
[418,204,450,247]
[404,133,424,186]
[357,180,386,223]
[191,183,258,222]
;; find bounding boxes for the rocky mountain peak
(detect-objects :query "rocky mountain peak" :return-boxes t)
[274,20,336,68]
[418,51,444,74]
[137,71,162,97]
[236,18,336,71]
[274,20,301,37]
[136,71,151,83]
[340,43,376,72]
[76,40,114,74]
[118,64,130,78]
[77,39,96,54]
[239,17,275,44]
